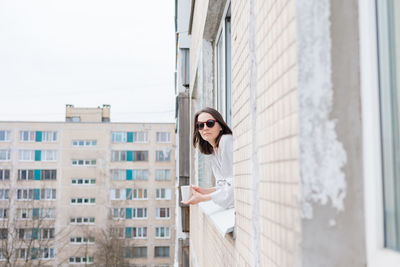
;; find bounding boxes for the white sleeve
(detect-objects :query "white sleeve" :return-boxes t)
[210,135,234,209]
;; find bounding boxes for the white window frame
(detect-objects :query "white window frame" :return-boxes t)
[155,227,170,239]
[156,132,171,143]
[132,188,148,200]
[214,2,232,127]
[68,256,94,264]
[133,227,147,239]
[133,131,148,143]
[71,178,96,185]
[0,131,11,142]
[72,140,97,147]
[132,208,147,219]
[70,217,95,225]
[18,169,35,180]
[70,198,96,205]
[156,150,171,162]
[360,0,400,265]
[111,132,127,143]
[156,208,171,219]
[71,159,96,166]
[18,150,35,161]
[110,169,126,180]
[42,131,57,142]
[110,189,126,200]
[155,169,171,181]
[111,208,125,220]
[111,151,127,162]
[42,150,57,161]
[0,209,7,219]
[40,188,56,200]
[0,189,9,200]
[17,189,34,201]
[19,131,35,142]
[0,150,10,161]
[0,169,10,181]
[156,188,171,200]
[70,236,95,245]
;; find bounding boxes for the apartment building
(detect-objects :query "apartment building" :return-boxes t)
[175,0,400,267]
[0,105,175,267]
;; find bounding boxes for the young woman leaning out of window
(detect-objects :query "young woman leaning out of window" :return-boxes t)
[181,107,234,209]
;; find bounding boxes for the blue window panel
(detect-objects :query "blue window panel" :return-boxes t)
[32,228,38,240]
[32,208,39,219]
[126,170,132,181]
[33,189,40,200]
[125,208,132,219]
[126,189,132,200]
[34,170,41,180]
[126,151,133,161]
[34,150,41,161]
[35,131,42,142]
[31,248,38,259]
[127,132,133,143]
[125,227,132,238]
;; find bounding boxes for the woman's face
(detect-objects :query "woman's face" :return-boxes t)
[197,112,222,145]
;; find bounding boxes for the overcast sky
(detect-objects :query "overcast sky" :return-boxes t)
[0,0,175,123]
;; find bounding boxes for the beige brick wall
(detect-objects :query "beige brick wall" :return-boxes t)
[189,0,301,266]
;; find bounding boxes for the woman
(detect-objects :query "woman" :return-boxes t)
[181,107,234,209]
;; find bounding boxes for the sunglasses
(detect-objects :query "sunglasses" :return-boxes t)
[197,119,216,130]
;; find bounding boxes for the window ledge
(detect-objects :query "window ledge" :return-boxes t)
[198,201,234,236]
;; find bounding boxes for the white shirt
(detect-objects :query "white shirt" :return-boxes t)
[209,134,234,209]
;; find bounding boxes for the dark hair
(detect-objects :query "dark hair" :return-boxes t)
[192,107,232,155]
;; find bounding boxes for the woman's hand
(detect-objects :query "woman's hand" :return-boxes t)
[190,185,216,195]
[181,188,211,205]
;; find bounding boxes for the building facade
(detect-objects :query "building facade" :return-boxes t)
[175,0,400,266]
[0,105,176,267]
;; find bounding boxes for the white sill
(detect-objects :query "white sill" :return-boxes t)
[198,201,235,236]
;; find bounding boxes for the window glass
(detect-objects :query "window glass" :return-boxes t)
[377,0,400,251]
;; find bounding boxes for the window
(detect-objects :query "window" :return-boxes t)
[72,140,97,147]
[70,236,95,244]
[41,228,55,240]
[133,188,147,200]
[18,228,34,240]
[156,188,171,200]
[132,246,147,258]
[17,189,33,200]
[70,198,95,205]
[0,169,10,180]
[42,150,57,161]
[132,208,147,219]
[155,169,171,181]
[70,217,95,225]
[111,132,127,143]
[38,208,56,219]
[41,170,57,180]
[0,130,11,142]
[111,208,125,220]
[18,150,35,161]
[109,227,124,239]
[0,189,8,200]
[40,189,56,200]
[110,189,126,200]
[0,229,7,240]
[180,48,190,87]
[156,150,171,162]
[377,0,400,252]
[133,227,147,238]
[156,208,170,219]
[71,117,81,122]
[155,227,170,239]
[19,131,35,142]
[156,132,171,143]
[72,159,96,166]
[132,169,148,180]
[71,178,96,185]
[16,208,31,219]
[110,169,126,180]
[18,169,34,180]
[154,246,170,258]
[111,151,127,161]
[133,131,148,143]
[133,151,148,161]
[215,5,232,127]
[0,209,7,219]
[69,257,94,264]
[0,150,10,161]
[42,131,57,142]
